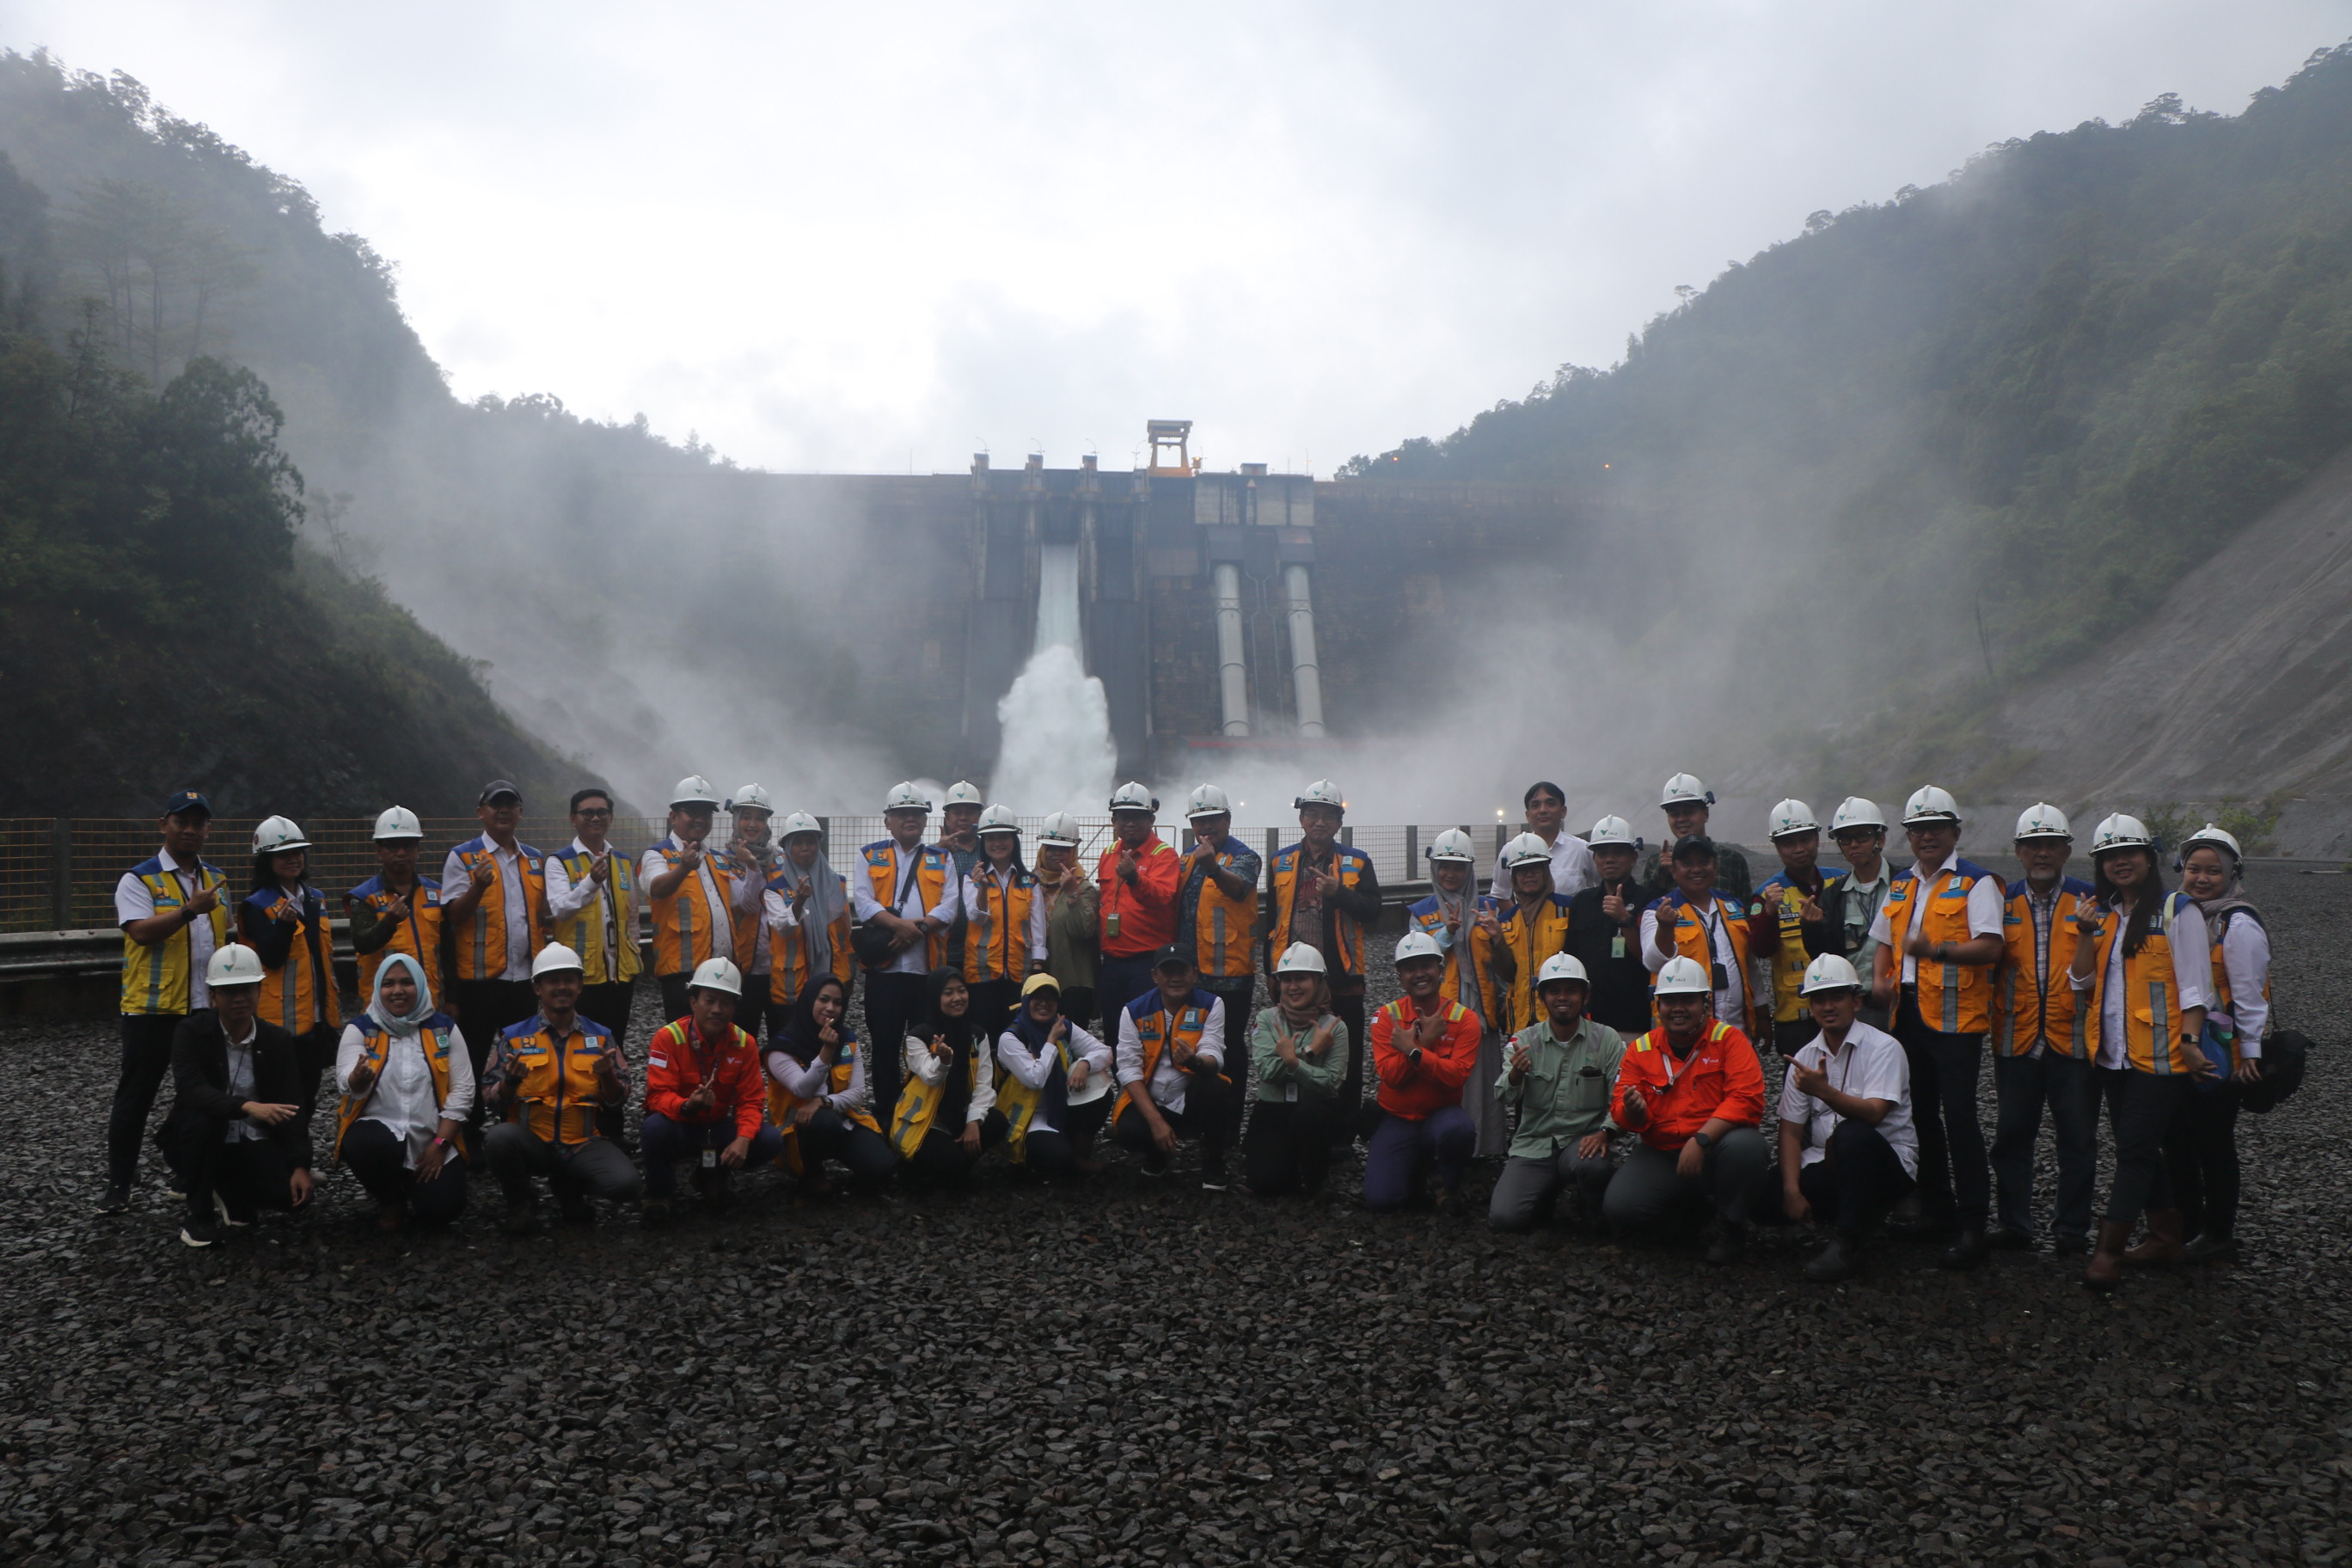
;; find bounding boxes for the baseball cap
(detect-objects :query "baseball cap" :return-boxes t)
[162,789,211,818]
[1149,945,1192,973]
[478,780,523,806]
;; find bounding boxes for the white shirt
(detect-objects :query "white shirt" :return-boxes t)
[948,865,1050,971]
[1638,894,1749,1028]
[2213,910,2273,1056]
[1777,1020,1917,1177]
[639,836,766,967]
[223,1019,263,1142]
[334,1020,478,1167]
[1866,854,2005,985]
[1115,992,1228,1115]
[115,847,220,1009]
[2078,897,2209,1069]
[901,1032,999,1124]
[545,837,628,977]
[848,841,958,977]
[765,1041,869,1118]
[440,837,533,982]
[1489,831,1598,902]
[995,1021,1113,1137]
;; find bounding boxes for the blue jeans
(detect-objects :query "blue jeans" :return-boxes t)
[1363,1105,1474,1211]
[640,1112,784,1199]
[1989,1050,2098,1242]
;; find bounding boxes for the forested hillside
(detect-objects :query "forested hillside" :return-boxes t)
[1351,42,2352,698]
[0,138,582,817]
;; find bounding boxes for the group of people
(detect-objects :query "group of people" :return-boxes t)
[98,768,2289,1289]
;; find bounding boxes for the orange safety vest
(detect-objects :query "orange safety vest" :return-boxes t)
[347,875,446,1001]
[767,1039,882,1137]
[246,888,341,1035]
[1185,844,1259,978]
[646,838,746,977]
[1879,859,2000,1034]
[334,1014,467,1162]
[961,866,1040,985]
[1125,994,1221,1112]
[2085,891,2204,1076]
[1269,843,1373,977]
[494,1014,619,1146]
[861,841,950,970]
[1646,891,1755,1034]
[2206,906,2270,1067]
[450,836,548,983]
[767,873,854,1008]
[1478,893,1571,1037]
[1993,879,2093,1059]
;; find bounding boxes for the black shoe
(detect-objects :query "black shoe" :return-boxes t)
[559,1196,596,1226]
[640,1199,674,1230]
[2183,1230,2239,1263]
[1939,1228,1990,1271]
[1440,1187,1468,1219]
[1804,1233,1861,1283]
[2052,1231,2089,1256]
[1704,1225,1747,1267]
[179,1215,224,1248]
[1142,1151,1169,1178]
[95,1183,132,1216]
[1200,1153,1228,1191]
[499,1197,539,1236]
[1988,1227,2036,1253]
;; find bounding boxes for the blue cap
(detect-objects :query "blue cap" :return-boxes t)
[162,790,211,818]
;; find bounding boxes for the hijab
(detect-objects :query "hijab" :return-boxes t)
[772,842,848,978]
[1275,972,1332,1035]
[1429,877,1485,1018]
[917,966,977,1057]
[774,975,853,1066]
[365,952,436,1038]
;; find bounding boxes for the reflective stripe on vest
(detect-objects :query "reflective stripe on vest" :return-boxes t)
[1270,847,1369,975]
[119,859,232,1015]
[334,1017,462,1162]
[553,850,640,985]
[454,840,548,982]
[1191,848,1259,978]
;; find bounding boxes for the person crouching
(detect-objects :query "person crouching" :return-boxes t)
[640,958,782,1224]
[479,944,641,1234]
[163,944,315,1247]
[333,952,473,1231]
[1776,954,1918,1282]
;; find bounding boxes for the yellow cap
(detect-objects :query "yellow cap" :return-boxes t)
[1020,972,1063,998]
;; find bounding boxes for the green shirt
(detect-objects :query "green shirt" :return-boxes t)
[1250,1008,1351,1104]
[1497,1014,1626,1158]
[1043,881,1099,991]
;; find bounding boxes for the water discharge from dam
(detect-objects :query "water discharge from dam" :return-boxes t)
[990,542,1118,817]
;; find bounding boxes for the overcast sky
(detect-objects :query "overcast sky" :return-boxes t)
[7,2,2347,475]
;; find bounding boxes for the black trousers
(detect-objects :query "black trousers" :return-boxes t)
[966,979,1021,1053]
[2104,1068,2190,1226]
[579,979,639,1142]
[1895,989,1989,1228]
[451,980,537,1071]
[657,972,691,1028]
[905,1109,1009,1185]
[108,1014,186,1185]
[861,971,926,1128]
[2163,1081,2241,1236]
[1022,1096,1112,1179]
[1057,986,1097,1032]
[795,1106,897,1191]
[170,1119,298,1222]
[1113,1070,1231,1167]
[1200,977,1257,1142]
[340,1119,469,1222]
[1243,1096,1340,1197]
[1332,989,1369,1129]
[1796,1119,1915,1235]
[733,971,775,1041]
[1990,1049,2099,1243]
[292,1024,338,1121]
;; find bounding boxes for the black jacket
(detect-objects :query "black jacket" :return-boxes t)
[1563,878,1663,1037]
[163,1011,315,1168]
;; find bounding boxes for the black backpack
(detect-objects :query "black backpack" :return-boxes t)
[2239,1027,2307,1114]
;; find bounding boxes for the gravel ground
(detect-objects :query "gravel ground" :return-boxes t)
[3,868,2348,1568]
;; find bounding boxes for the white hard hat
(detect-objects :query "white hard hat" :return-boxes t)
[1653,954,1713,996]
[205,944,266,989]
[1535,952,1589,989]
[2013,803,2073,842]
[1424,828,1478,864]
[1767,799,1819,840]
[670,775,720,810]
[1828,796,1886,833]
[1902,785,1962,824]
[884,781,932,812]
[371,805,423,842]
[1274,941,1327,975]
[1294,779,1345,812]
[778,811,823,838]
[1799,952,1865,995]
[1588,815,1638,849]
[1108,781,1159,812]
[728,783,775,814]
[977,803,1020,835]
[1393,929,1445,965]
[943,781,985,809]
[2089,812,2153,854]
[1037,811,1083,847]
[1185,783,1233,820]
[2180,822,2244,862]
[688,956,743,996]
[530,943,585,979]
[252,815,309,855]
[1500,831,1552,872]
[1660,773,1712,809]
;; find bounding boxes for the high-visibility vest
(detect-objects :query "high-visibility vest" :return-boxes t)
[860,841,950,970]
[1185,846,1259,978]
[450,836,548,983]
[890,1041,987,1157]
[1479,893,1571,1037]
[1647,891,1755,1034]
[494,1014,617,1146]
[767,1039,882,1138]
[1125,993,1220,1112]
[2085,891,2204,1076]
[2206,906,2270,1065]
[347,874,446,1001]
[1993,879,2093,1059]
[1753,872,1820,1026]
[245,887,341,1035]
[1269,843,1373,976]
[768,873,854,1008]
[646,838,744,977]
[548,848,640,985]
[1879,860,2000,1033]
[119,855,232,1015]
[961,866,1040,984]
[334,1014,467,1162]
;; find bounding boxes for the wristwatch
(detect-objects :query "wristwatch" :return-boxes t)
[1693,1130,1715,1150]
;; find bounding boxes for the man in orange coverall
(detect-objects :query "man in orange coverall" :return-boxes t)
[638,957,781,1222]
[1605,953,1771,1264]
[1364,931,1484,1215]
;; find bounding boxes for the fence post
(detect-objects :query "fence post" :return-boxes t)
[1405,825,1418,867]
[1339,826,1353,848]
[1493,822,1507,856]
[51,818,72,930]
[1265,827,1278,861]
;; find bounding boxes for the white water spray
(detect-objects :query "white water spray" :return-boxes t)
[991,543,1118,815]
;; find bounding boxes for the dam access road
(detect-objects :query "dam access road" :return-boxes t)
[0,870,2346,1568]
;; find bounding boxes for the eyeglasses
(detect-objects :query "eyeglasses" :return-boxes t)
[576,807,614,819]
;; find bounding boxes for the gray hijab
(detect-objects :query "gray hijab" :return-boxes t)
[773,848,848,977]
